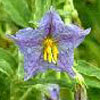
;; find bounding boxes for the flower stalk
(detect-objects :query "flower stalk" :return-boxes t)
[73,68,87,100]
[74,84,87,100]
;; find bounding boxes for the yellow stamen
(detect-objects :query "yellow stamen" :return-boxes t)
[43,36,59,64]
[44,51,47,61]
[53,45,59,62]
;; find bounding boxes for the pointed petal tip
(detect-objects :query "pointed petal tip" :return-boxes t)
[24,77,28,81]
[49,6,55,12]
[6,34,12,38]
[84,27,91,35]
[24,75,30,81]
[6,34,18,41]
[49,6,58,15]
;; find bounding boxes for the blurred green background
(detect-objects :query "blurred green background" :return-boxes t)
[0,0,100,100]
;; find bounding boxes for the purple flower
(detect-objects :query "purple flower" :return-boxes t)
[7,7,91,81]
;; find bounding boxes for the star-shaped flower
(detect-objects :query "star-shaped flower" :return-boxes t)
[7,7,91,81]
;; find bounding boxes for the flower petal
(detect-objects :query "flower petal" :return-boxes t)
[58,42,75,78]
[7,27,45,51]
[58,49,75,78]
[74,28,91,48]
[14,27,44,40]
[23,46,42,81]
[38,7,65,35]
[64,24,91,48]
[38,42,75,78]
[55,24,91,48]
[6,27,45,80]
[39,55,63,72]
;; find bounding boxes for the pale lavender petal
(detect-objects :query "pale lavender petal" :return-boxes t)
[55,24,91,49]
[39,55,63,72]
[39,49,75,78]
[7,27,45,81]
[38,7,65,35]
[38,47,75,78]
[23,46,42,81]
[51,10,65,35]
[15,27,44,40]
[63,24,91,48]
[57,42,75,78]
[74,28,91,48]
[7,28,45,52]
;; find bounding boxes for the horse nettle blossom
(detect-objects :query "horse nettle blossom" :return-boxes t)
[7,8,91,81]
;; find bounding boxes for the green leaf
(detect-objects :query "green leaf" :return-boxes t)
[75,60,100,80]
[0,59,13,77]
[88,88,100,100]
[0,48,17,70]
[60,88,74,100]
[74,0,100,67]
[75,60,100,88]
[84,75,100,89]
[21,78,74,90]
[32,0,51,21]
[0,72,10,100]
[1,0,31,27]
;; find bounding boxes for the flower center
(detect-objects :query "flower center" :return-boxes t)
[43,36,59,64]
